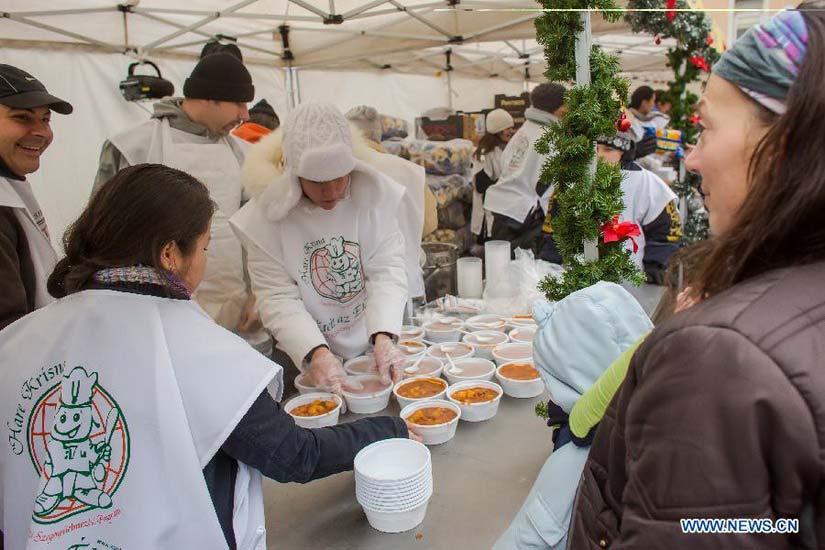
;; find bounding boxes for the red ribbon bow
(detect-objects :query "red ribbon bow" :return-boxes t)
[666,0,677,22]
[601,215,641,253]
[690,54,711,72]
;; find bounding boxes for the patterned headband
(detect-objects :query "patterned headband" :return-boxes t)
[713,10,808,114]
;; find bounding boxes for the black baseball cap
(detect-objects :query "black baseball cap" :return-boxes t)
[0,64,73,115]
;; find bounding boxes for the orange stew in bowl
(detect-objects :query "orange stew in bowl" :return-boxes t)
[450,387,499,404]
[397,378,447,399]
[500,363,540,380]
[290,399,338,417]
[405,406,458,426]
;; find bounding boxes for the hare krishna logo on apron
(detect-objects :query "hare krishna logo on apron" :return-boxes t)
[308,236,365,304]
[27,366,130,525]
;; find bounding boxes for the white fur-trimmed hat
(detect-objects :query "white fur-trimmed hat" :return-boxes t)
[282,102,356,181]
[485,108,515,135]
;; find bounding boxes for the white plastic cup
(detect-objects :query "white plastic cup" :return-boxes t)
[363,500,430,533]
[442,357,496,385]
[393,376,449,409]
[484,240,511,289]
[447,380,504,422]
[400,400,461,445]
[457,257,483,299]
[495,361,545,398]
[342,375,393,414]
[284,392,342,428]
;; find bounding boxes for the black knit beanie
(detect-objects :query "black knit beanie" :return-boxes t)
[184,53,254,103]
[530,82,566,114]
[249,98,275,118]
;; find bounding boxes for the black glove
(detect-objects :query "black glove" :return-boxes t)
[634,133,657,159]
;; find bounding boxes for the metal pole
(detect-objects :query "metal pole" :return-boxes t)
[447,70,454,109]
[575,12,599,263]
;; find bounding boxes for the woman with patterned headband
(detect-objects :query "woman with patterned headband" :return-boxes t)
[566,5,825,548]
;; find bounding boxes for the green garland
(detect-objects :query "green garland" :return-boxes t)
[536,0,645,302]
[625,0,719,243]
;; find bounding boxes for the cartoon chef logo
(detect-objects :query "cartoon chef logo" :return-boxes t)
[309,236,365,304]
[27,366,129,524]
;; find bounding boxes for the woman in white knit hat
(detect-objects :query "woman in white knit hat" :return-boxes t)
[230,103,409,396]
[471,109,515,241]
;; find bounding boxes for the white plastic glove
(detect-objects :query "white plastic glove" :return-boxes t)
[306,348,350,396]
[373,334,405,385]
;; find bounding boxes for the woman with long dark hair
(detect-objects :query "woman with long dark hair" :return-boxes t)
[471,109,516,242]
[569,5,825,547]
[0,164,411,550]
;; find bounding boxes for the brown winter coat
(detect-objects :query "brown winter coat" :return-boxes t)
[568,261,825,549]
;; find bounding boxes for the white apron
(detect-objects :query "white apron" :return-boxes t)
[470,147,503,236]
[619,167,678,268]
[0,290,281,550]
[483,119,554,224]
[109,119,249,330]
[0,176,58,309]
[364,151,426,298]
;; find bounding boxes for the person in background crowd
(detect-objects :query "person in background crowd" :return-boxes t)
[232,103,409,397]
[484,83,568,254]
[0,64,72,330]
[654,89,673,115]
[569,6,825,546]
[541,130,681,282]
[345,104,434,302]
[471,108,515,244]
[0,164,414,550]
[200,39,243,61]
[234,99,279,144]
[627,85,671,141]
[92,53,262,337]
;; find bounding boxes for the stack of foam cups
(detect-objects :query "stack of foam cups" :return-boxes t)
[354,438,433,533]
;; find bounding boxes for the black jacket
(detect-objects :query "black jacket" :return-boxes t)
[0,159,36,331]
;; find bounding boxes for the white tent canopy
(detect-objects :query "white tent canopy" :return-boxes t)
[0,0,674,244]
[1,1,674,82]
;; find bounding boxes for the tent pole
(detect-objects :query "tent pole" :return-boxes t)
[575,11,599,263]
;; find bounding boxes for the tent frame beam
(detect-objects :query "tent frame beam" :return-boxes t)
[131,7,321,22]
[388,1,454,38]
[141,0,262,51]
[3,12,126,53]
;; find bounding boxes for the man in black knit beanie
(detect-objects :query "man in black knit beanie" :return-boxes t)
[92,52,265,339]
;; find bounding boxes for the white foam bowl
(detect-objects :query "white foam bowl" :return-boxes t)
[447,380,503,422]
[393,377,449,409]
[509,315,536,327]
[356,473,432,497]
[399,325,425,342]
[508,326,537,344]
[427,342,475,365]
[358,484,432,511]
[363,500,430,533]
[496,361,544,398]
[400,400,461,446]
[424,318,464,343]
[464,314,507,332]
[355,438,432,481]
[294,372,317,395]
[342,375,393,414]
[491,342,533,367]
[461,330,509,360]
[402,356,443,379]
[344,355,377,376]
[442,357,496,385]
[397,339,428,360]
[285,392,342,428]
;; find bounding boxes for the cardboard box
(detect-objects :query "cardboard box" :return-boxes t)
[494,92,530,128]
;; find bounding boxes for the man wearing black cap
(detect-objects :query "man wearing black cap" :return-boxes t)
[484,82,568,254]
[92,53,262,335]
[0,64,72,330]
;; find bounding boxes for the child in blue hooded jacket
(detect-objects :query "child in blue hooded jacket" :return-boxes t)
[494,281,652,549]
